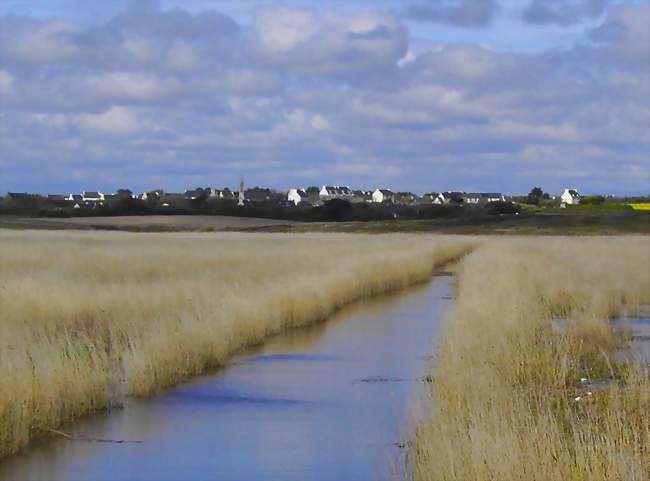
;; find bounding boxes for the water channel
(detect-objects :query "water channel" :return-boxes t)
[0,275,454,481]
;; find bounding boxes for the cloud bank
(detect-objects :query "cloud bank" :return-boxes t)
[0,1,648,195]
[523,0,611,26]
[405,0,500,27]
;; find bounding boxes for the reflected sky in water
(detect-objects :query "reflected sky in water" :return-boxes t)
[0,276,453,481]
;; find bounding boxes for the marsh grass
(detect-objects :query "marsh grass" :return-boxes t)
[0,230,470,459]
[412,237,650,481]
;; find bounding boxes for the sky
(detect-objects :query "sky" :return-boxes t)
[0,0,648,195]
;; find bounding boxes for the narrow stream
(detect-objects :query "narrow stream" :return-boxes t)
[0,275,453,481]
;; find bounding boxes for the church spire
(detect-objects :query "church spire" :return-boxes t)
[238,176,245,206]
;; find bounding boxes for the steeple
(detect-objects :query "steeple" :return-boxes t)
[238,176,245,206]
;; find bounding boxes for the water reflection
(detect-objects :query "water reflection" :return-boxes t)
[0,276,454,481]
[612,310,650,365]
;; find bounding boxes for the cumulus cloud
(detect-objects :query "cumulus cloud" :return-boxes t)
[77,106,145,136]
[0,69,14,96]
[405,0,500,27]
[0,2,649,195]
[253,7,408,76]
[523,0,611,25]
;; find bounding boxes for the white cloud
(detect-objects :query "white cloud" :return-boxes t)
[254,7,317,53]
[0,69,14,96]
[81,72,180,102]
[77,106,144,135]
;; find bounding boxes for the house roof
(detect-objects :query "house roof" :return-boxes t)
[184,189,206,199]
[322,186,352,195]
[8,192,31,199]
[465,193,503,198]
[245,190,282,202]
[83,191,101,198]
[353,190,372,198]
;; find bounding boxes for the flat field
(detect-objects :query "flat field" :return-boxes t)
[412,236,650,481]
[0,230,470,459]
[2,210,648,235]
[0,215,298,231]
[268,212,650,235]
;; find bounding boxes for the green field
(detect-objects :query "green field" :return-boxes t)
[2,210,649,235]
[259,212,650,235]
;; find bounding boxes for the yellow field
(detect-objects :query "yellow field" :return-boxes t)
[629,203,650,211]
[412,237,650,481]
[0,230,470,459]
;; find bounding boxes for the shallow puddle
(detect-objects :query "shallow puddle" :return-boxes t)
[0,276,454,481]
[612,308,650,365]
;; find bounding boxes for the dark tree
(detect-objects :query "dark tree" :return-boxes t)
[486,201,521,215]
[581,195,606,205]
[116,189,133,200]
[310,199,353,221]
[526,187,544,205]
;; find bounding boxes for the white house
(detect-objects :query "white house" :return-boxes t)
[66,194,82,202]
[82,191,105,202]
[372,189,395,203]
[209,188,232,199]
[287,188,308,206]
[433,193,446,205]
[560,189,580,205]
[434,192,465,205]
[319,186,353,200]
[140,189,163,201]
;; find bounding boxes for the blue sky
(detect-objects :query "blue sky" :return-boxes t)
[0,0,648,195]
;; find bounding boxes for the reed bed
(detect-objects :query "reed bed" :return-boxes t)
[412,237,650,481]
[0,230,470,459]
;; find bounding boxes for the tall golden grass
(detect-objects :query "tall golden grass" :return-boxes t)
[0,230,470,459]
[412,237,650,481]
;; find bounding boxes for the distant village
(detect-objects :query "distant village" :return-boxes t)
[3,182,585,211]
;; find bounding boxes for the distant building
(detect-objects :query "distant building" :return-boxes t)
[319,186,353,201]
[351,190,373,203]
[7,192,32,201]
[393,192,419,205]
[560,189,580,205]
[372,189,395,203]
[419,193,439,204]
[184,189,209,200]
[287,188,309,206]
[245,188,283,204]
[208,188,233,200]
[463,193,505,204]
[434,192,464,205]
[140,189,164,201]
[82,191,105,202]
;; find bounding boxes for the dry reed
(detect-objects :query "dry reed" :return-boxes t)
[0,230,470,459]
[412,236,650,481]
